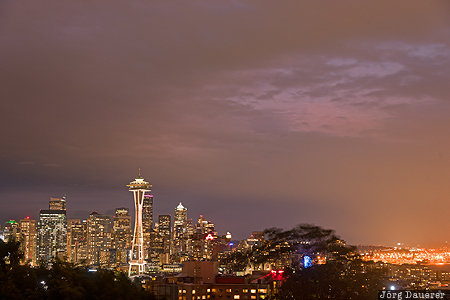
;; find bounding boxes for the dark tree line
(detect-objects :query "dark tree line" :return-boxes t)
[0,239,155,300]
[222,224,388,300]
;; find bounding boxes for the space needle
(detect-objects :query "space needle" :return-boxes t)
[127,169,151,276]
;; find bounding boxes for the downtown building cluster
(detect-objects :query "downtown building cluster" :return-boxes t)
[0,193,242,272]
[0,176,281,299]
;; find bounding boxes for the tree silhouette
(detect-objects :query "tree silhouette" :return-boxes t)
[221,224,386,299]
[0,240,155,300]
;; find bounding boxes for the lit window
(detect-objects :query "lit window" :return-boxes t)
[251,289,256,294]
[242,289,248,293]
[192,290,196,294]
[226,289,232,293]
[207,289,211,293]
[234,296,240,299]
[258,289,267,293]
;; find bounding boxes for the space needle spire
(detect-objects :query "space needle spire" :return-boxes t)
[127,169,151,276]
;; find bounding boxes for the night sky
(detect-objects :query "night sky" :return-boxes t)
[1,1,450,246]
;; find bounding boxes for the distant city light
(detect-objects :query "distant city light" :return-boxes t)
[303,256,313,268]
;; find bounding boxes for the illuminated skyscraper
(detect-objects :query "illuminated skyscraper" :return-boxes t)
[113,208,131,265]
[3,220,20,242]
[19,217,36,265]
[87,212,112,267]
[37,197,68,265]
[173,202,187,239]
[49,196,66,210]
[158,214,171,254]
[142,194,153,259]
[127,170,152,276]
[196,215,215,235]
[67,219,88,264]
[173,202,188,256]
[37,209,67,265]
[143,194,153,233]
[192,215,216,260]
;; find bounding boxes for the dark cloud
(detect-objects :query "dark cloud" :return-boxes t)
[1,0,449,245]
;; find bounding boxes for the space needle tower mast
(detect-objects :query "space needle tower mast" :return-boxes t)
[127,169,151,276]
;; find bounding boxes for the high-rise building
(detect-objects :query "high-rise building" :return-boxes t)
[49,196,66,211]
[158,215,171,254]
[113,208,131,265]
[87,212,112,267]
[192,215,216,260]
[127,170,152,276]
[196,215,215,235]
[173,202,187,240]
[143,194,153,233]
[37,209,67,265]
[19,217,36,266]
[37,197,68,266]
[67,219,88,264]
[3,220,21,242]
[143,193,153,260]
[173,203,188,255]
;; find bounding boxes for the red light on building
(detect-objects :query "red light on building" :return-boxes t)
[270,270,285,280]
[205,233,214,241]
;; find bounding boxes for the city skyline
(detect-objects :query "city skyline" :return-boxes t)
[1,177,447,248]
[1,0,450,247]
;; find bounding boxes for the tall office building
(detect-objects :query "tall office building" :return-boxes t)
[113,208,131,265]
[67,219,88,264]
[192,215,216,260]
[127,171,152,276]
[49,196,66,210]
[87,212,112,267]
[37,209,67,265]
[3,220,20,242]
[37,197,68,265]
[142,193,153,259]
[158,215,171,254]
[173,203,188,255]
[19,217,36,265]
[143,194,153,232]
[173,202,187,239]
[196,215,215,235]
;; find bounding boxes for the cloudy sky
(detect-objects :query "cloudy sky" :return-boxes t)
[1,0,449,246]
